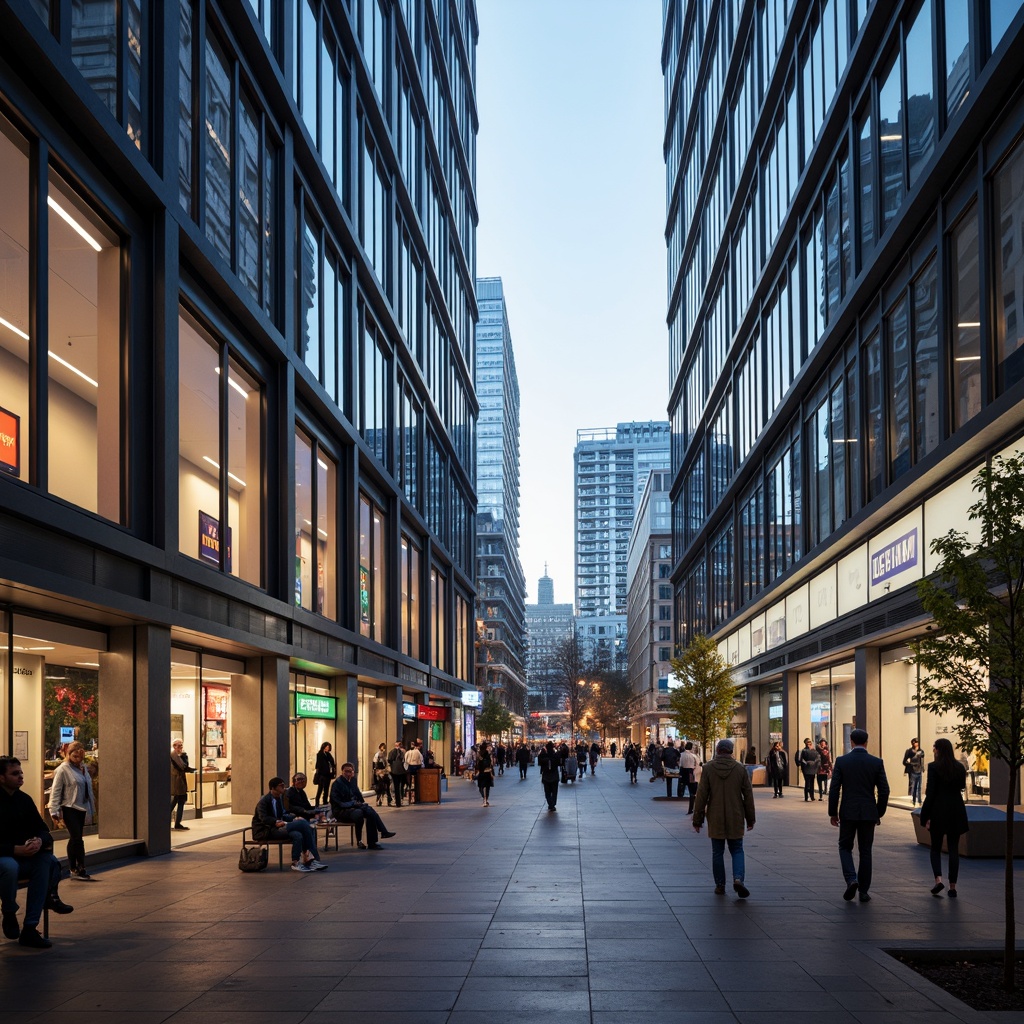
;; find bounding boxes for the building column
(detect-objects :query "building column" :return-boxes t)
[342,674,359,770]
[855,646,881,742]
[234,656,289,814]
[781,671,806,786]
[101,625,171,856]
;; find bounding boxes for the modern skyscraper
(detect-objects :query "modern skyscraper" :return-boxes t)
[0,0,478,852]
[474,278,527,722]
[664,0,1024,786]
[574,421,670,617]
[525,570,574,712]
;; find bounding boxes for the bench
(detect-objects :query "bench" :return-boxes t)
[242,821,357,870]
[15,879,49,938]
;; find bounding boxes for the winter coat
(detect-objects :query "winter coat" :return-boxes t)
[691,756,756,839]
[170,751,195,797]
[920,762,970,836]
[767,747,789,778]
[796,746,821,777]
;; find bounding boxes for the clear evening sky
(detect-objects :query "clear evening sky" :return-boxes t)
[475,0,668,606]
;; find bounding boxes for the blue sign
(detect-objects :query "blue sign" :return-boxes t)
[871,528,918,585]
[60,726,75,744]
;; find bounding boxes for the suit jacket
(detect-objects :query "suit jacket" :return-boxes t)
[828,747,889,821]
[919,762,969,835]
[251,791,293,841]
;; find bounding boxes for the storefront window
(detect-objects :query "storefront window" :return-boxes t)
[171,648,200,820]
[178,309,263,585]
[290,672,337,789]
[400,533,421,658]
[295,427,337,618]
[800,661,856,755]
[952,206,981,428]
[430,566,446,672]
[200,654,240,810]
[359,493,386,641]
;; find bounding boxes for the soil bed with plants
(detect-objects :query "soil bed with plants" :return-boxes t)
[890,951,1024,1012]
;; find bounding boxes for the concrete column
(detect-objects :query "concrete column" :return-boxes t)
[101,625,171,856]
[233,656,289,814]
[781,671,806,785]
[343,674,359,770]
[855,646,881,742]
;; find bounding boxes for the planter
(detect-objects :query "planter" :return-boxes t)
[911,805,1024,857]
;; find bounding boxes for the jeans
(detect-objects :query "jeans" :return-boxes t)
[282,819,318,862]
[392,775,406,806]
[407,766,420,803]
[909,773,922,803]
[817,776,829,797]
[665,774,678,798]
[542,776,559,808]
[929,829,961,884]
[171,794,187,827]
[61,806,87,871]
[838,819,876,892]
[0,852,61,929]
[803,775,816,800]
[679,776,697,812]
[711,837,745,886]
[771,774,785,797]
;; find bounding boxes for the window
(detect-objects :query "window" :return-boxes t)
[990,0,1022,52]
[658,626,672,642]
[912,258,940,459]
[359,312,391,469]
[710,524,734,628]
[178,310,263,584]
[740,482,763,604]
[864,330,884,499]
[294,426,337,618]
[359,0,388,102]
[361,132,390,287]
[857,108,874,262]
[952,206,981,428]
[455,593,471,682]
[359,493,386,641]
[994,143,1024,393]
[944,0,971,118]
[886,296,912,481]
[204,31,232,262]
[878,49,904,231]
[906,0,936,186]
[400,534,421,659]
[430,566,446,671]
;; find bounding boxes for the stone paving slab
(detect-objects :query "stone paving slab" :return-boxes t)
[3,762,1022,1022]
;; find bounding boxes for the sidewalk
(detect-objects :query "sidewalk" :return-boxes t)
[5,762,1021,1023]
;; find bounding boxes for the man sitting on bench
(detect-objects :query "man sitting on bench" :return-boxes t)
[0,755,74,948]
[330,763,397,850]
[284,772,326,820]
[251,777,328,873]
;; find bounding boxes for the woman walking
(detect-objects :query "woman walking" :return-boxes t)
[372,742,393,806]
[816,739,833,801]
[313,742,336,807]
[476,740,495,806]
[920,738,970,897]
[49,741,97,881]
[767,741,788,798]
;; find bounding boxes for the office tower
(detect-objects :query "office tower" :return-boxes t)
[664,0,1024,783]
[474,278,527,721]
[0,0,478,852]
[574,421,670,618]
[525,570,574,712]
[625,469,674,744]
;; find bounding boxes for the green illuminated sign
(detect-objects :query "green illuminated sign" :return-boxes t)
[295,694,337,720]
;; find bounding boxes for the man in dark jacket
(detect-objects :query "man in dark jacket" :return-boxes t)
[828,729,890,902]
[661,739,682,797]
[515,742,531,780]
[330,763,396,849]
[0,755,74,948]
[252,777,326,872]
[538,742,562,811]
[387,741,408,806]
[795,738,822,802]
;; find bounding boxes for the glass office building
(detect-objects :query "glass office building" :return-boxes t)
[0,0,477,852]
[664,0,1024,794]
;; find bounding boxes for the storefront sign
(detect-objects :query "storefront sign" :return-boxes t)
[60,726,75,744]
[295,693,336,720]
[0,406,20,476]
[198,511,232,572]
[870,528,918,585]
[417,704,449,721]
[402,701,418,719]
[461,690,482,707]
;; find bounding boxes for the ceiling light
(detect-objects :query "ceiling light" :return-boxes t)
[76,661,100,668]
[215,366,249,399]
[879,134,903,142]
[317,458,329,470]
[0,316,29,341]
[958,321,980,328]
[201,455,246,487]
[47,196,102,252]
[955,356,981,362]
[48,350,98,387]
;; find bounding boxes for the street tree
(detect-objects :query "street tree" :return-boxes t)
[668,634,737,760]
[477,693,514,741]
[550,627,593,740]
[910,452,1024,991]
[586,672,633,745]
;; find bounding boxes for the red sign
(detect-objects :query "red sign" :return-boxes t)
[0,406,19,477]
[417,705,449,721]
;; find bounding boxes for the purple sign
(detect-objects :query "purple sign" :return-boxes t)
[199,511,232,572]
[871,528,918,585]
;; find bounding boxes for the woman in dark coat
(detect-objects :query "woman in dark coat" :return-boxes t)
[920,737,970,897]
[476,740,495,806]
[313,742,336,807]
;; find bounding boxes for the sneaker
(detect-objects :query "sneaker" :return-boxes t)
[44,892,73,915]
[379,830,396,839]
[2,912,19,940]
[72,869,93,881]
[733,880,750,899]
[714,885,726,895]
[291,862,314,873]
[357,841,367,849]
[310,860,329,871]
[18,926,51,949]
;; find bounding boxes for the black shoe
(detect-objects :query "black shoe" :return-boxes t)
[356,841,367,849]
[859,893,872,902]
[44,892,73,915]
[947,889,958,897]
[733,880,750,899]
[18,926,51,949]
[367,843,384,850]
[2,912,19,940]
[172,825,190,831]
[843,881,858,902]
[931,882,945,896]
[714,885,725,895]
[72,869,94,881]
[379,830,396,839]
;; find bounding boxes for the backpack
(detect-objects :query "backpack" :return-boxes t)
[238,845,269,872]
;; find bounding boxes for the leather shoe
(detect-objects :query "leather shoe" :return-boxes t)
[45,891,73,915]
[859,893,872,902]
[843,881,858,902]
[18,926,51,949]
[356,841,367,849]
[367,843,384,850]
[379,830,396,839]
[2,911,19,940]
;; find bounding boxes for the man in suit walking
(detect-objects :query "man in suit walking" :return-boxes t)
[828,728,889,902]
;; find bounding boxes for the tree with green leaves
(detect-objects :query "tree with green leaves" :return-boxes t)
[477,693,514,741]
[910,452,1024,992]
[668,634,737,761]
[586,672,633,745]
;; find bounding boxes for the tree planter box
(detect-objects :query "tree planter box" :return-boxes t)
[911,805,1024,857]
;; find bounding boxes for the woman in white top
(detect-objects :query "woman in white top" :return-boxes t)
[48,741,96,881]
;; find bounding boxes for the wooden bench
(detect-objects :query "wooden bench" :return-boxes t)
[242,821,357,870]
[16,879,49,938]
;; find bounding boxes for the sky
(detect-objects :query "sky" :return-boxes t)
[474,0,668,607]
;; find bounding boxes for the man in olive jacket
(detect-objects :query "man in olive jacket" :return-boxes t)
[692,739,755,898]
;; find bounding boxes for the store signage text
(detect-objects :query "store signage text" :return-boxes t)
[402,701,418,718]
[461,690,482,707]
[0,406,19,476]
[295,694,336,720]
[870,528,918,585]
[199,511,232,572]
[417,705,449,721]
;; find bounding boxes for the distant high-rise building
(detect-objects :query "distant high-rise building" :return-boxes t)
[574,422,670,617]
[663,0,1024,781]
[525,571,574,712]
[474,279,527,721]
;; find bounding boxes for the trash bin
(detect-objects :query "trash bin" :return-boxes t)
[416,766,442,803]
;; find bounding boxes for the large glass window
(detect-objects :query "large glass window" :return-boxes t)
[204,31,232,262]
[430,566,447,671]
[905,0,936,186]
[952,206,981,429]
[294,427,336,619]
[400,533,421,659]
[864,331,884,499]
[178,310,263,585]
[360,313,390,469]
[944,0,971,119]
[857,109,874,263]
[878,49,904,230]
[886,296,911,481]
[358,493,386,642]
[912,258,940,459]
[990,0,1023,52]
[994,143,1024,393]
[178,0,193,213]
